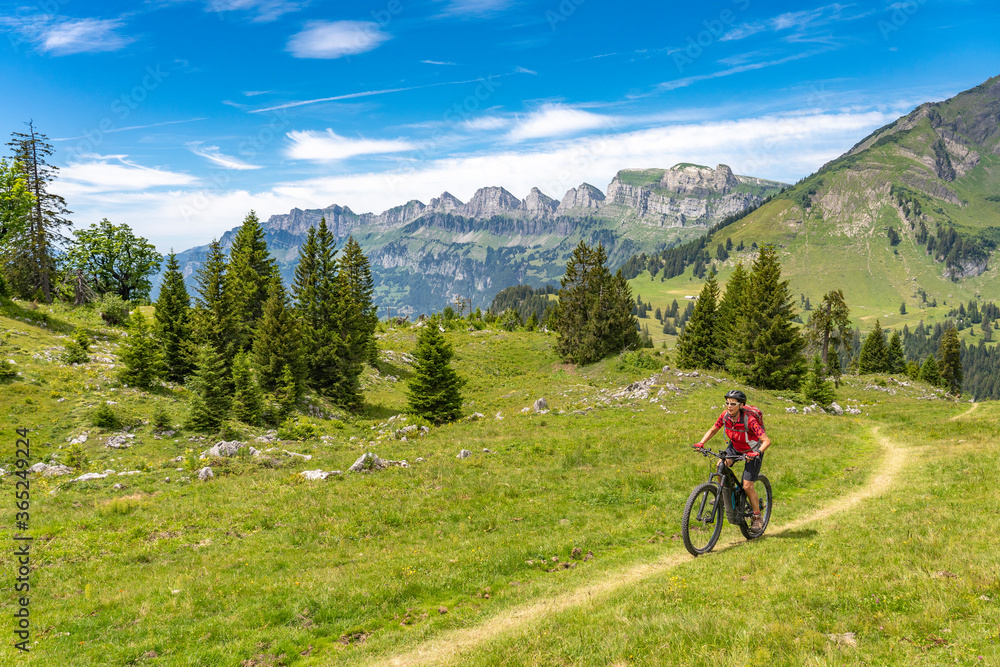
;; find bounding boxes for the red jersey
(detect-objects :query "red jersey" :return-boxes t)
[714,408,766,453]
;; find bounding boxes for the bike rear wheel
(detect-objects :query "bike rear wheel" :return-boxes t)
[682,482,723,556]
[738,474,772,539]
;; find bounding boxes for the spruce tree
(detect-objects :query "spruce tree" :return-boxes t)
[716,262,748,350]
[806,289,851,368]
[938,325,962,394]
[918,354,941,387]
[118,310,165,389]
[726,245,806,390]
[4,122,71,302]
[803,353,836,405]
[252,281,304,399]
[887,330,906,374]
[154,252,193,382]
[186,345,231,431]
[338,235,379,366]
[406,320,464,423]
[192,239,238,365]
[858,320,890,374]
[675,272,720,369]
[231,350,263,426]
[227,211,279,352]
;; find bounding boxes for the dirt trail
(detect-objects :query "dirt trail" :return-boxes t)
[371,431,905,667]
[949,402,979,421]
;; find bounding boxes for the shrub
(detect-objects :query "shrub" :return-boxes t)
[619,350,663,371]
[278,416,318,441]
[64,442,89,469]
[152,406,171,430]
[98,293,130,326]
[91,403,121,429]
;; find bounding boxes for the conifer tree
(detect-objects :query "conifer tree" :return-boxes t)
[906,359,920,381]
[803,353,836,405]
[675,272,720,369]
[726,245,806,389]
[231,350,263,425]
[406,320,464,423]
[918,354,941,386]
[716,262,748,354]
[5,122,71,301]
[858,320,890,374]
[118,310,165,389]
[192,239,238,366]
[227,211,279,352]
[938,324,962,394]
[887,330,906,374]
[154,252,193,382]
[806,289,851,368]
[186,345,231,431]
[338,235,379,365]
[252,280,304,399]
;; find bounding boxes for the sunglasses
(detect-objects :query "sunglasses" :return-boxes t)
[724,402,741,407]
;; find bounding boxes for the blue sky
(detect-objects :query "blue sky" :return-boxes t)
[1,0,998,252]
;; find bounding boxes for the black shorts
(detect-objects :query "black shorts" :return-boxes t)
[723,445,763,482]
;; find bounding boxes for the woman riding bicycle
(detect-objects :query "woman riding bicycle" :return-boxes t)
[694,389,771,532]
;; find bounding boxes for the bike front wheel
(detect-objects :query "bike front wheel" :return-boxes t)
[682,482,723,556]
[738,474,772,539]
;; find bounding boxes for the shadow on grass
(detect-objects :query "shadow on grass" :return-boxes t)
[360,402,404,421]
[1,299,74,333]
[768,528,818,540]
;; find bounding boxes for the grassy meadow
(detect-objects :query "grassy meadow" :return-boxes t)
[1,300,998,666]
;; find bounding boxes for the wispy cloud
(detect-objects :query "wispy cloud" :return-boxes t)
[58,155,197,196]
[437,0,514,17]
[721,3,873,44]
[186,142,263,170]
[421,60,457,65]
[52,118,207,142]
[656,51,818,92]
[285,130,415,162]
[507,105,615,142]
[1,16,135,55]
[286,20,390,59]
[206,0,304,23]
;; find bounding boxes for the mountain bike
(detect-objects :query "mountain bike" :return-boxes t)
[681,446,772,556]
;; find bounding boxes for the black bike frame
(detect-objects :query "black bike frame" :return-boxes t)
[701,450,748,526]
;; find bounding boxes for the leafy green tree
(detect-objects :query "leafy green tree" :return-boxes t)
[918,354,941,387]
[118,310,165,389]
[65,219,161,301]
[252,281,304,398]
[554,241,638,364]
[226,211,279,352]
[675,272,720,369]
[806,289,851,368]
[803,353,836,405]
[858,320,890,374]
[5,122,71,302]
[154,252,194,382]
[887,330,906,374]
[186,345,231,432]
[192,239,238,365]
[0,157,32,244]
[726,245,806,389]
[407,320,464,423]
[231,350,263,426]
[938,324,962,394]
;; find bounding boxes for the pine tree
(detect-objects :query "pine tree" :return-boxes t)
[938,324,962,394]
[803,353,835,405]
[726,245,806,389]
[806,289,851,368]
[154,252,193,382]
[716,262,748,347]
[252,281,304,399]
[5,122,71,301]
[192,239,238,365]
[118,310,165,389]
[227,211,279,352]
[918,354,941,387]
[887,330,906,374]
[186,345,231,431]
[858,320,890,374]
[675,272,720,369]
[231,350,263,425]
[338,235,378,365]
[406,320,464,423]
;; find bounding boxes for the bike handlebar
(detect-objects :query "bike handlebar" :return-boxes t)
[691,446,750,462]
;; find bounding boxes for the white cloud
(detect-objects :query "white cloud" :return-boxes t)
[437,0,513,16]
[421,60,457,65]
[507,105,615,142]
[206,0,303,22]
[464,116,511,131]
[58,155,197,197]
[30,18,133,55]
[720,23,766,42]
[285,130,415,162]
[186,142,263,170]
[286,20,390,59]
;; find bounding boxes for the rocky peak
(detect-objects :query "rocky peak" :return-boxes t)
[524,187,558,219]
[556,183,606,214]
[460,186,523,219]
[427,191,463,213]
[659,164,739,195]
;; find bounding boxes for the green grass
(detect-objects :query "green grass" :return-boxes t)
[0,302,996,665]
